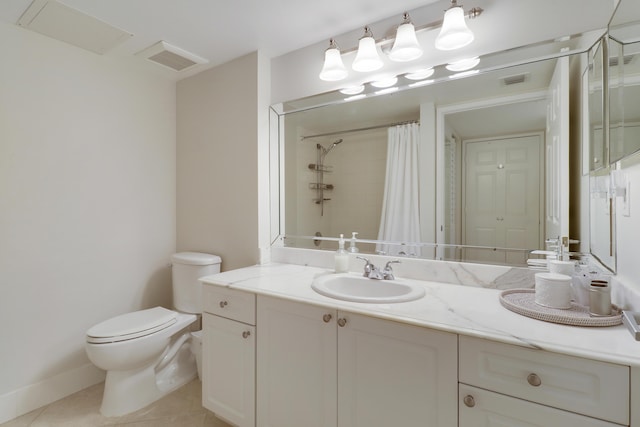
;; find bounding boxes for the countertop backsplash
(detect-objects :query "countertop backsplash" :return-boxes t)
[271,247,640,310]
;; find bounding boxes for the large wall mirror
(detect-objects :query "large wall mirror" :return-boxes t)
[270,10,622,268]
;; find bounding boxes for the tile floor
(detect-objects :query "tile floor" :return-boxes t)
[1,379,232,427]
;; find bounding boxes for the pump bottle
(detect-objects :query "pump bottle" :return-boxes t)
[335,234,349,273]
[348,232,359,253]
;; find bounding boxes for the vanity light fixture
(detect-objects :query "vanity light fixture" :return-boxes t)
[316,5,483,82]
[319,39,348,81]
[404,67,435,80]
[339,85,365,95]
[445,56,480,71]
[435,0,476,51]
[388,13,423,62]
[370,76,398,88]
[352,26,384,72]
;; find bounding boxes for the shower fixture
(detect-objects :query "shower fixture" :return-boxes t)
[309,139,343,215]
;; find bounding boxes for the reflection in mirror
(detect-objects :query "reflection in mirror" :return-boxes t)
[609,33,640,163]
[589,166,615,269]
[283,53,574,266]
[588,39,605,171]
[273,19,628,268]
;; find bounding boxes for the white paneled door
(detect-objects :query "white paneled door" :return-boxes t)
[463,134,542,264]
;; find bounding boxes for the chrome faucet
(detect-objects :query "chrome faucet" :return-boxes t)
[356,256,383,279]
[382,260,401,280]
[357,257,400,280]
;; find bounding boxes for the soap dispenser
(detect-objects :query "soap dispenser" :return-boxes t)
[335,234,349,273]
[348,232,359,253]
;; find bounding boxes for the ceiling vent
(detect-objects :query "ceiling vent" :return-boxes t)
[17,0,132,54]
[501,73,529,86]
[136,41,208,72]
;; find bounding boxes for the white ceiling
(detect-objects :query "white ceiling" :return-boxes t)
[0,0,437,77]
[1,0,632,82]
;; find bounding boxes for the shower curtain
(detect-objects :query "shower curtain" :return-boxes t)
[376,123,422,256]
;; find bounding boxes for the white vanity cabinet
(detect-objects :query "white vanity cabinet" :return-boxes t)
[256,295,458,427]
[459,336,630,426]
[202,286,256,427]
[256,295,336,427]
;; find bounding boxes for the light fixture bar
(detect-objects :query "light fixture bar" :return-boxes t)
[337,7,483,55]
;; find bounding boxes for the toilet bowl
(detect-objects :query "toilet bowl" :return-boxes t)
[85,252,221,417]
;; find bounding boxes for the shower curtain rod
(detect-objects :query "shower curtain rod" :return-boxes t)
[300,120,419,141]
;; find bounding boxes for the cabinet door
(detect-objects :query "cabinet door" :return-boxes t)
[257,296,337,427]
[459,384,622,427]
[202,313,255,427]
[337,312,458,427]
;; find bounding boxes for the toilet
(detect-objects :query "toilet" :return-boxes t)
[85,252,221,417]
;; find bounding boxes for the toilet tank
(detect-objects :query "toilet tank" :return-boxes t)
[171,252,221,313]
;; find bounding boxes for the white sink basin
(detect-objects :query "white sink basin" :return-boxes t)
[311,274,425,303]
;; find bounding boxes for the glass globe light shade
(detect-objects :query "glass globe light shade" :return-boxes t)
[435,6,474,51]
[389,22,423,62]
[319,45,348,81]
[352,35,384,72]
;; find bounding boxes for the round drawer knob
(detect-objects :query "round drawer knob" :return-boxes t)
[219,301,228,308]
[463,395,475,408]
[337,318,347,327]
[323,314,332,323]
[242,331,251,339]
[527,373,542,387]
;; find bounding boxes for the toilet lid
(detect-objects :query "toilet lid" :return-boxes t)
[86,307,177,344]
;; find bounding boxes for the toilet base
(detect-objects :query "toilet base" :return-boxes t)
[100,331,198,417]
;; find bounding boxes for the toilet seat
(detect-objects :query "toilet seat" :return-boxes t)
[87,307,177,344]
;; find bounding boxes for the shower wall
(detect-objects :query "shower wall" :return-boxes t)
[291,128,387,250]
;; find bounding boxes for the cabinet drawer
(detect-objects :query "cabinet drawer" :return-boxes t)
[459,336,629,425]
[203,285,255,325]
[459,384,622,427]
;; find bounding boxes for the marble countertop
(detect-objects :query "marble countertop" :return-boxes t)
[200,262,640,367]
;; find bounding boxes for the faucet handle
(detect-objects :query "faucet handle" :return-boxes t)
[384,260,400,269]
[383,260,400,280]
[356,256,373,277]
[356,256,370,266]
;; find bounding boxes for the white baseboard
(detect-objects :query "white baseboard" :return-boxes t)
[0,363,105,424]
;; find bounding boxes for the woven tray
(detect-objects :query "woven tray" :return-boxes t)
[500,289,622,327]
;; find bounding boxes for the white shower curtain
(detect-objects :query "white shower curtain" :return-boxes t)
[376,123,422,256]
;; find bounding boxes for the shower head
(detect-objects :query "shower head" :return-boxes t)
[317,139,343,160]
[324,139,343,156]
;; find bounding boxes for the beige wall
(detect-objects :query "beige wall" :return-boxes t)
[177,53,260,270]
[0,22,176,422]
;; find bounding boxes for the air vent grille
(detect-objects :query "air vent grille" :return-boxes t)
[136,41,208,72]
[148,51,197,71]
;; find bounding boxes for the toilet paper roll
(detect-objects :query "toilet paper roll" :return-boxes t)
[534,272,572,309]
[549,260,575,276]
